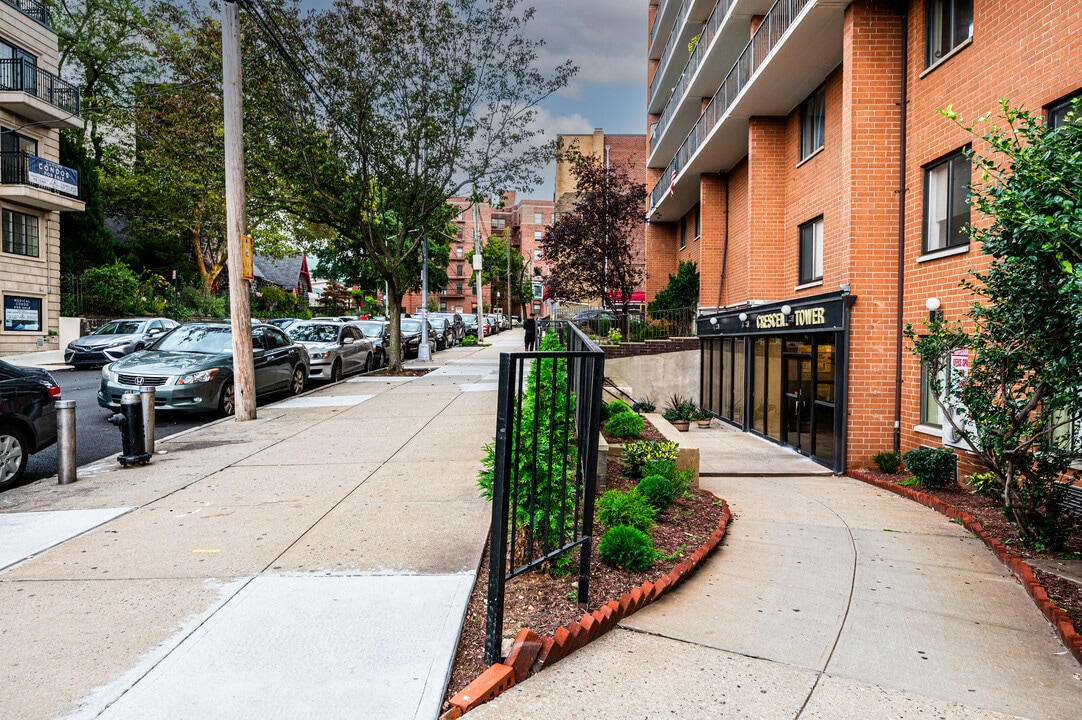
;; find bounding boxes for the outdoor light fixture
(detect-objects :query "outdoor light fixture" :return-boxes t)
[710,317,718,325]
[738,312,748,327]
[926,296,943,322]
[781,304,793,318]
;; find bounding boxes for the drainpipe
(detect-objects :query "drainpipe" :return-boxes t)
[892,5,909,455]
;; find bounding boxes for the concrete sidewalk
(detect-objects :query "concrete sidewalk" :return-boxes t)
[0,331,524,720]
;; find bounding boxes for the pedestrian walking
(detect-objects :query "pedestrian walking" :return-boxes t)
[523,313,537,351]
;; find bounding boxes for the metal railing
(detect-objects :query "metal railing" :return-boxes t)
[485,320,604,664]
[651,0,810,212]
[0,151,81,197]
[651,0,674,46]
[648,0,689,104]
[2,0,50,26]
[0,58,82,116]
[564,306,699,342]
[651,0,736,151]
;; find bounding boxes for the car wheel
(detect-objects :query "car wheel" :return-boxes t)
[290,366,306,395]
[363,353,373,373]
[218,382,236,417]
[330,359,343,383]
[0,425,29,487]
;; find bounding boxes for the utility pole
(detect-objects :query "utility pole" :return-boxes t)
[473,201,484,342]
[222,0,256,420]
[505,227,511,322]
[418,232,431,361]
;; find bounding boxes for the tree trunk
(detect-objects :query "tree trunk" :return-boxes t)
[386,277,404,373]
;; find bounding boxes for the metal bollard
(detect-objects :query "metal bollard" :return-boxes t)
[107,392,152,467]
[56,399,76,485]
[139,386,155,456]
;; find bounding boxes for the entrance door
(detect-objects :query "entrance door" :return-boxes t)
[784,354,814,455]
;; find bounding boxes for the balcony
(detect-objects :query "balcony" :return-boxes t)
[648,0,848,222]
[649,0,718,108]
[0,151,85,212]
[0,58,84,130]
[2,0,51,27]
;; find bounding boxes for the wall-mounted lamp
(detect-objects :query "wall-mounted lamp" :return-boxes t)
[738,312,748,327]
[839,283,850,293]
[925,296,943,322]
[709,316,718,326]
[780,304,793,319]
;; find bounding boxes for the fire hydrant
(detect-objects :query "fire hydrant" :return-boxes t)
[107,392,152,467]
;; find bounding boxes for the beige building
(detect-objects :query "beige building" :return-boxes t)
[1,0,84,355]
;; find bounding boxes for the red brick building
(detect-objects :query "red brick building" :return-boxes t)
[645,0,1082,472]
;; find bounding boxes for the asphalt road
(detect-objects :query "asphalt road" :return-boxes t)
[22,368,209,484]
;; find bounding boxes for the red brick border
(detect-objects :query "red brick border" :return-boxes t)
[847,469,1082,667]
[447,499,732,715]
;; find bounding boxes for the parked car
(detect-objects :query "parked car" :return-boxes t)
[65,317,180,369]
[399,317,435,358]
[428,317,454,350]
[461,313,479,337]
[0,360,61,487]
[485,314,502,334]
[495,314,511,331]
[572,309,616,333]
[429,312,466,344]
[287,321,374,382]
[98,322,309,416]
[351,320,389,368]
[266,317,303,330]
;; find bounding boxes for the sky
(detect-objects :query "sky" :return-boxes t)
[297,0,649,200]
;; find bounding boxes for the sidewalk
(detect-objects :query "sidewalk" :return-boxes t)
[0,331,524,720]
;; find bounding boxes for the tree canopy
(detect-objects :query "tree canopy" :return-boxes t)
[648,260,699,313]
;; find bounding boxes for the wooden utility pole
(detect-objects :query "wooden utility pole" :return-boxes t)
[473,201,485,342]
[223,0,257,420]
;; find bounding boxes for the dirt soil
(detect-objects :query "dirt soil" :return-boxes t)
[856,468,1082,636]
[443,416,725,705]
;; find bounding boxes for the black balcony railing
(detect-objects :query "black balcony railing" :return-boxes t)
[0,151,81,199]
[0,58,81,117]
[2,0,51,26]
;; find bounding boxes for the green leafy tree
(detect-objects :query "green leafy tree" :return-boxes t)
[648,260,699,313]
[59,131,114,275]
[906,100,1082,550]
[468,233,531,315]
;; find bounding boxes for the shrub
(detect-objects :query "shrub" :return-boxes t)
[622,440,679,476]
[871,450,902,474]
[83,262,142,315]
[636,473,675,511]
[632,396,656,413]
[607,328,622,344]
[597,489,657,533]
[606,399,631,417]
[598,525,657,572]
[605,411,644,439]
[672,467,695,497]
[460,335,478,346]
[902,447,956,488]
[966,471,1001,500]
[640,458,676,481]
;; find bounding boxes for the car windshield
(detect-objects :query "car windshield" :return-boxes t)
[461,314,476,322]
[355,322,384,336]
[94,320,144,335]
[430,318,447,329]
[401,319,423,332]
[151,325,232,354]
[288,324,340,343]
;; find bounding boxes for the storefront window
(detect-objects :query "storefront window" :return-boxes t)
[767,338,782,439]
[752,338,766,433]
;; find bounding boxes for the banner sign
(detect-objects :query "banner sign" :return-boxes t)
[4,295,42,332]
[27,155,79,197]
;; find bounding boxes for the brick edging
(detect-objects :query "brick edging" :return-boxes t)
[443,499,733,718]
[846,469,1082,667]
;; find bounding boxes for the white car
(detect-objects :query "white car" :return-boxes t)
[287,321,374,382]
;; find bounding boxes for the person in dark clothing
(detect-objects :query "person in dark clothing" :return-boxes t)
[523,313,537,351]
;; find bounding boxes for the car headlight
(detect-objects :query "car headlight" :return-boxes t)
[177,368,219,385]
[310,351,329,360]
[102,364,115,382]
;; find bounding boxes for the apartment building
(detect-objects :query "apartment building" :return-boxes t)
[645,0,1081,472]
[400,193,554,319]
[0,0,83,355]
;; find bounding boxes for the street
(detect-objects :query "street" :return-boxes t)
[21,368,208,484]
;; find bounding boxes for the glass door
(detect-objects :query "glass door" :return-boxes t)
[784,353,814,455]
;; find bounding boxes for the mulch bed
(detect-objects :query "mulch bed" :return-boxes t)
[442,416,724,706]
[854,468,1082,638]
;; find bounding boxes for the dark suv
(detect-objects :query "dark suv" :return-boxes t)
[0,360,61,487]
[430,312,466,344]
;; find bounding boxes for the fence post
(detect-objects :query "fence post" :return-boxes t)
[484,352,516,665]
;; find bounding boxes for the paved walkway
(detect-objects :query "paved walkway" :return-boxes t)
[0,332,522,720]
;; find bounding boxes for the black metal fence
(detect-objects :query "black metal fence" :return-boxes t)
[0,58,81,115]
[2,0,51,26]
[559,305,698,342]
[485,320,605,664]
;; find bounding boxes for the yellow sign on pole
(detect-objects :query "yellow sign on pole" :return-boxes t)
[241,234,254,280]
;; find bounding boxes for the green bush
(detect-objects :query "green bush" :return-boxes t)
[902,447,956,488]
[632,396,656,413]
[178,286,226,318]
[598,525,657,572]
[672,467,695,497]
[460,335,478,346]
[605,411,644,439]
[636,474,675,511]
[966,471,1001,500]
[606,399,631,418]
[597,489,657,533]
[622,440,679,476]
[83,262,142,315]
[872,451,903,474]
[640,458,676,481]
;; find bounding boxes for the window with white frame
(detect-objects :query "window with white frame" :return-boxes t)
[534,212,543,224]
[926,0,973,67]
[800,85,826,160]
[1048,90,1082,129]
[922,149,970,253]
[534,231,542,242]
[920,362,945,427]
[2,209,39,257]
[798,217,823,284]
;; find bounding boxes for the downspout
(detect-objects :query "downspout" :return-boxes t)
[892,5,910,455]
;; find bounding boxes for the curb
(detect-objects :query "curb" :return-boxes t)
[444,499,732,717]
[847,469,1082,667]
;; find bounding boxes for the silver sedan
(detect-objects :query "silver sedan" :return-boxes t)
[287,321,374,382]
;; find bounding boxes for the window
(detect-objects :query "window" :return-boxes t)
[693,205,700,240]
[680,217,688,250]
[534,231,542,242]
[533,266,542,277]
[1,128,37,156]
[925,0,973,67]
[2,209,39,257]
[456,282,463,294]
[798,217,823,284]
[534,212,543,224]
[1048,91,1082,130]
[456,247,463,258]
[920,362,945,427]
[533,249,542,262]
[922,150,970,253]
[800,85,826,160]
[456,263,463,276]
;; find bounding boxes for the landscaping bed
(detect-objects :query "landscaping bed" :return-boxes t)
[443,416,725,706]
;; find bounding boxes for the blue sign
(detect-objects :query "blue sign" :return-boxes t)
[4,295,42,332]
[26,155,79,197]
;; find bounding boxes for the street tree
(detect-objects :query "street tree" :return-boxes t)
[905,99,1082,550]
[648,260,699,313]
[257,0,575,371]
[542,149,646,313]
